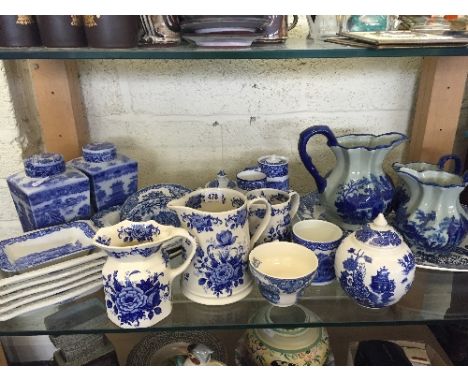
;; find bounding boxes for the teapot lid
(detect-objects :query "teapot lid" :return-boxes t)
[82,142,117,163]
[24,153,66,178]
[354,213,403,248]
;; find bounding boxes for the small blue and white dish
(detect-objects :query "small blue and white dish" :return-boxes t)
[0,221,96,273]
[120,184,192,227]
[69,142,138,213]
[249,241,318,307]
[236,170,267,192]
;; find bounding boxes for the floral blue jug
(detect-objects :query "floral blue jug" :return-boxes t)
[393,163,467,255]
[298,125,407,229]
[167,188,271,306]
[93,220,196,328]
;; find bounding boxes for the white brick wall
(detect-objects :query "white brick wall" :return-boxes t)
[77,55,420,194]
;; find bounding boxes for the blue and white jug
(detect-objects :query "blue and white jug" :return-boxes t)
[93,220,196,328]
[393,163,467,255]
[298,125,407,229]
[168,188,271,305]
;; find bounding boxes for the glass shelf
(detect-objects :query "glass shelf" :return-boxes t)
[1,268,467,336]
[0,40,466,60]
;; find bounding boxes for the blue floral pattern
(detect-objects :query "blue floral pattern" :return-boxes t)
[225,209,247,229]
[398,252,416,289]
[192,231,247,297]
[96,235,111,246]
[396,208,467,254]
[338,247,396,308]
[355,225,402,247]
[181,213,223,233]
[335,174,394,225]
[117,223,160,243]
[103,270,169,327]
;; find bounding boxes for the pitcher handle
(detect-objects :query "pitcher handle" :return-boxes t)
[298,125,338,193]
[247,197,272,250]
[288,191,300,219]
[165,228,197,282]
[288,15,299,31]
[438,154,462,175]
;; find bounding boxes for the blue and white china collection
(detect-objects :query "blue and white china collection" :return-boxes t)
[93,220,196,328]
[249,241,318,307]
[167,188,272,305]
[69,142,138,212]
[7,153,92,231]
[246,188,300,243]
[334,213,416,308]
[298,125,407,230]
[1,131,466,329]
[292,220,344,285]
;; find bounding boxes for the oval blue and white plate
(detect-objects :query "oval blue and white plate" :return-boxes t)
[120,184,192,227]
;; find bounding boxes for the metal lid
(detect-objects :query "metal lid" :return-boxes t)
[82,142,117,163]
[24,153,65,178]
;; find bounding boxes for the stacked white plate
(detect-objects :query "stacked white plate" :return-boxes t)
[0,221,105,321]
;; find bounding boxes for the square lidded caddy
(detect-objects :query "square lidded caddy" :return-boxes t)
[69,143,138,212]
[7,153,91,231]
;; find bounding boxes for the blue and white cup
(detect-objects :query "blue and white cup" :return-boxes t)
[258,155,289,191]
[246,188,300,244]
[236,170,267,192]
[292,220,344,286]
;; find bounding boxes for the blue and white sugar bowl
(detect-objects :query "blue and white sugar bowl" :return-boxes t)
[7,152,91,231]
[334,213,415,309]
[69,142,138,212]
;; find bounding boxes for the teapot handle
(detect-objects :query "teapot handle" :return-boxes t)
[438,154,462,175]
[165,228,197,282]
[247,197,272,250]
[288,190,300,219]
[298,125,338,193]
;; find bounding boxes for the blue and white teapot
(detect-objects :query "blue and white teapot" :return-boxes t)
[298,125,407,229]
[393,162,467,255]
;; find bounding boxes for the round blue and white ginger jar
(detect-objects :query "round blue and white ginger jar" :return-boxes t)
[334,213,415,309]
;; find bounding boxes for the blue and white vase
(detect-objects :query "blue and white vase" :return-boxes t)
[7,153,91,231]
[167,188,272,305]
[93,220,196,328]
[69,142,138,212]
[335,213,416,309]
[298,125,407,230]
[393,162,467,255]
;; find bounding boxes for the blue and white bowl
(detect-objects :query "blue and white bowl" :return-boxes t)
[249,242,318,307]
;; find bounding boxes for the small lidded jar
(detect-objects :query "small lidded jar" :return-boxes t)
[334,213,416,309]
[7,153,91,231]
[69,142,138,212]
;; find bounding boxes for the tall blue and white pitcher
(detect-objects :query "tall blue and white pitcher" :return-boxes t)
[298,125,406,229]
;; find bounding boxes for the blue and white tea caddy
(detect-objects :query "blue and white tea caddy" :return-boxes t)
[69,142,138,212]
[334,213,415,309]
[7,153,91,231]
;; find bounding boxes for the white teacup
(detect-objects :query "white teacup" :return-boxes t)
[249,242,318,307]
